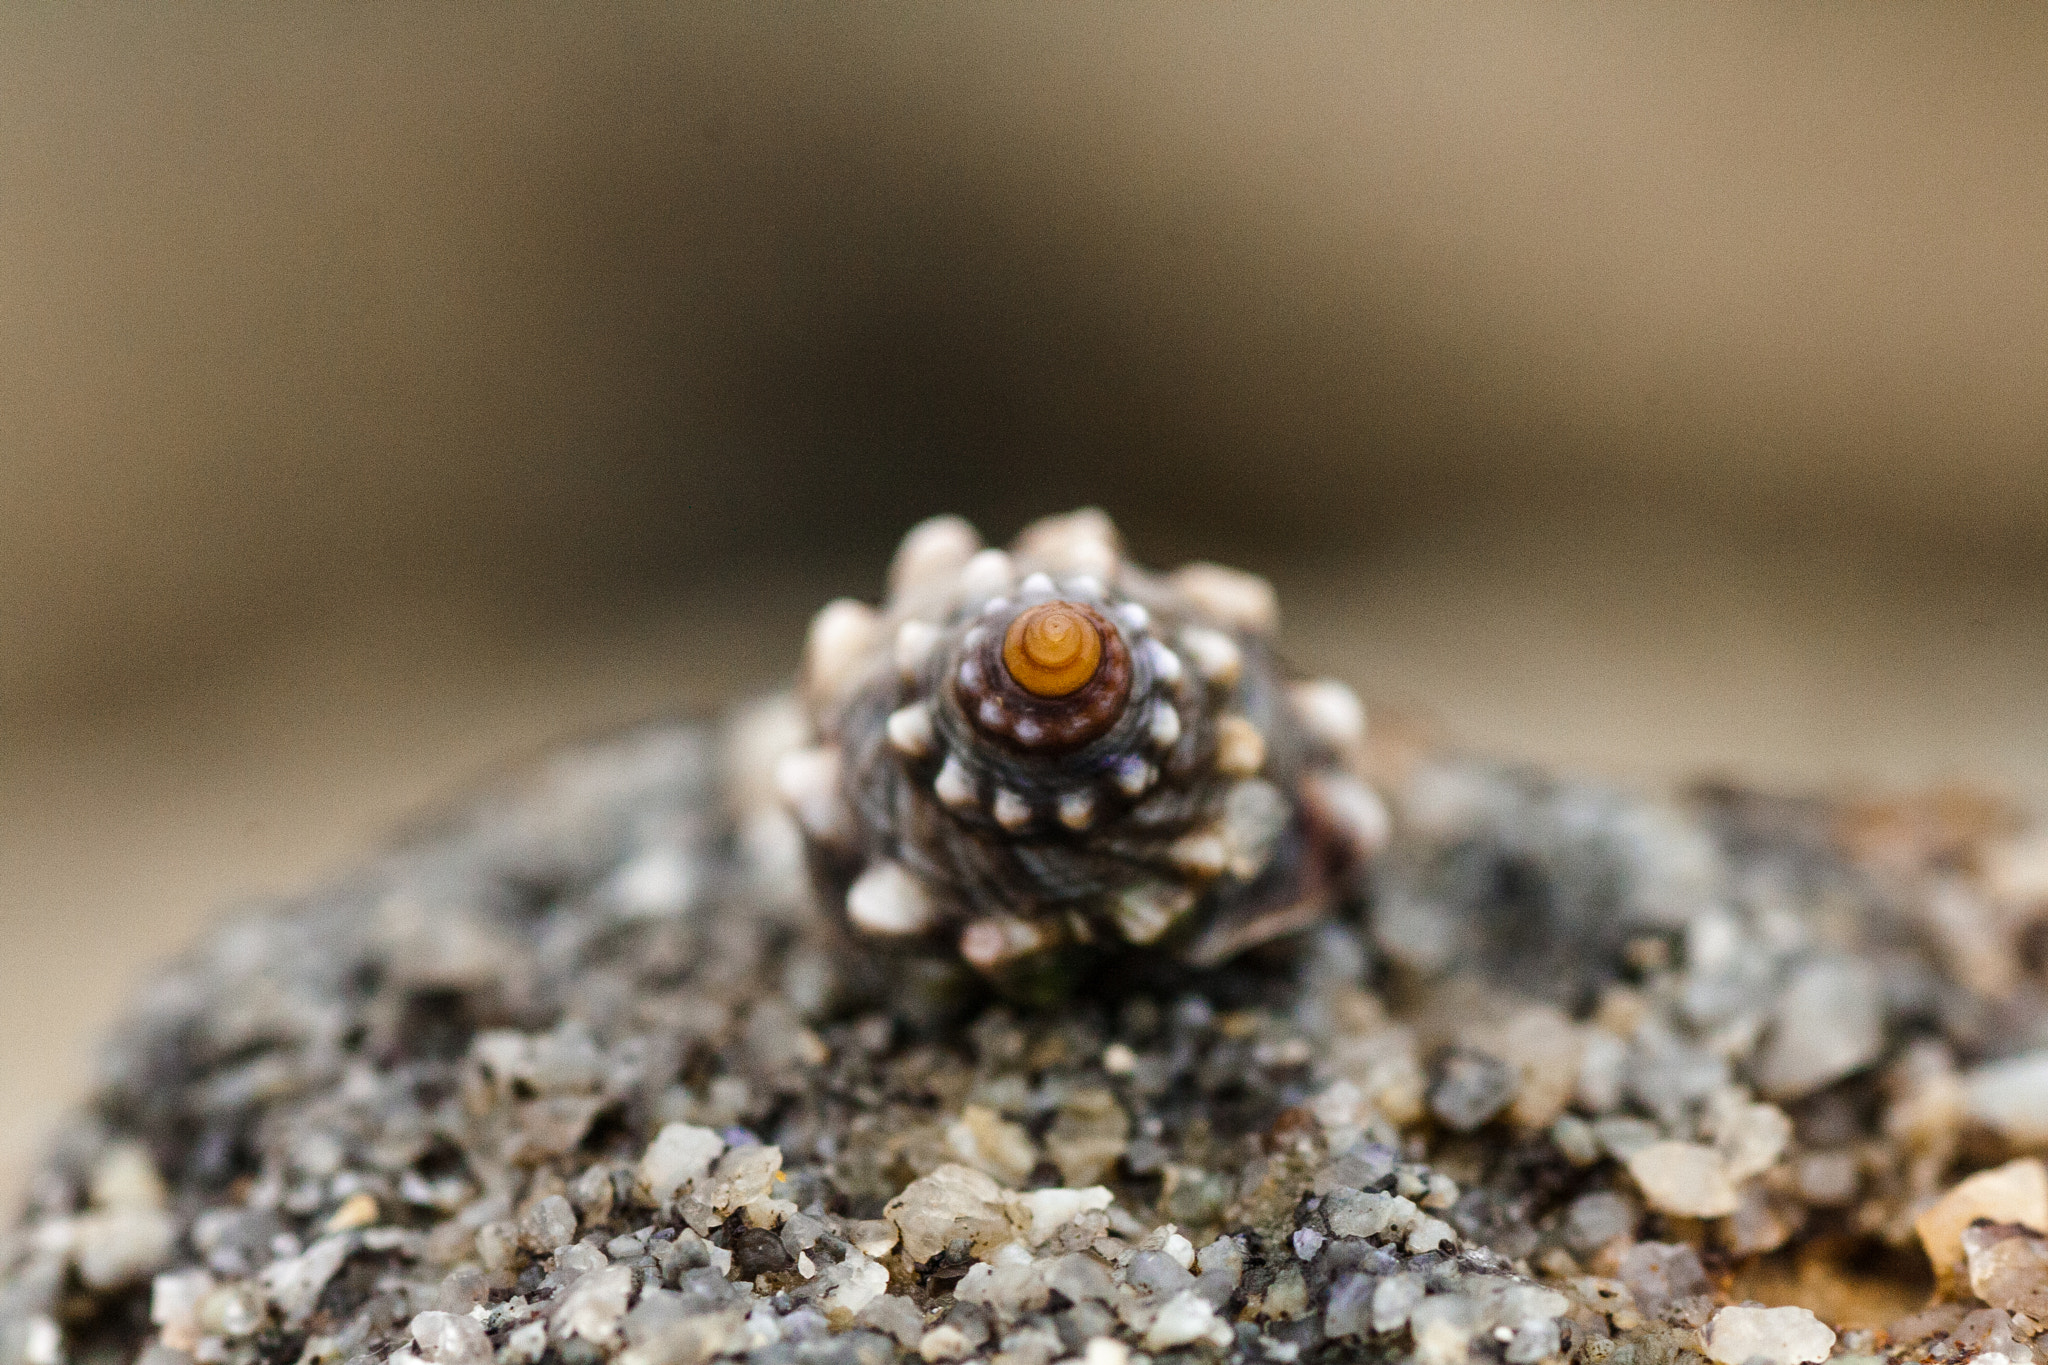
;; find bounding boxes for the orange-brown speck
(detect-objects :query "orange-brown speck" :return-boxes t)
[1003,602,1103,698]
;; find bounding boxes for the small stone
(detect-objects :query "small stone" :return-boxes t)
[1915,1158,2048,1284]
[257,1234,353,1327]
[323,1191,380,1234]
[1593,1115,1663,1160]
[409,1310,493,1365]
[1618,1242,1708,1319]
[946,1106,1039,1185]
[847,1219,899,1257]
[918,1324,972,1362]
[1325,1189,1418,1241]
[1142,1290,1231,1350]
[701,1144,783,1213]
[150,1268,216,1353]
[1550,1115,1601,1166]
[1563,1191,1637,1253]
[955,1259,1050,1314]
[90,1144,168,1211]
[885,1164,1015,1263]
[1953,1305,2029,1362]
[1291,1227,1325,1261]
[197,1282,267,1338]
[1123,1249,1195,1298]
[1314,1142,1396,1193]
[1045,1253,1117,1305]
[502,1321,548,1365]
[1625,1141,1739,1218]
[1410,1293,1482,1365]
[1005,1186,1114,1246]
[1407,1216,1457,1254]
[1965,1051,2048,1145]
[1193,1237,1243,1304]
[729,1225,791,1278]
[1258,1264,1310,1320]
[1372,1273,1426,1334]
[1707,1093,1793,1182]
[1793,1151,1859,1206]
[1045,1088,1129,1186]
[818,1254,891,1322]
[1506,1317,1562,1365]
[1700,1305,1836,1365]
[854,1295,925,1348]
[435,1266,488,1314]
[639,1123,727,1204]
[520,1194,578,1252]
[1756,958,1884,1099]
[553,1264,633,1345]
[71,1207,177,1289]
[1430,1049,1518,1131]
[1081,1338,1130,1365]
[1324,1274,1374,1338]
[1967,1225,2048,1318]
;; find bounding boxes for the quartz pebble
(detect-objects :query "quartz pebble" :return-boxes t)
[1964,1050,2048,1145]
[1915,1158,2048,1284]
[1701,1305,1836,1365]
[410,1310,494,1365]
[885,1164,1014,1264]
[639,1123,725,1203]
[1625,1140,1739,1218]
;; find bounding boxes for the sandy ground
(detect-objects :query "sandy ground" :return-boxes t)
[6,522,2044,1208]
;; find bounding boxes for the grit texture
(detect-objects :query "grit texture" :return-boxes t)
[5,716,2047,1365]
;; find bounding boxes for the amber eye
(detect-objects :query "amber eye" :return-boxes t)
[1003,602,1103,698]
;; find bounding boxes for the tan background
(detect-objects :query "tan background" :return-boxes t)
[4,4,2047,1202]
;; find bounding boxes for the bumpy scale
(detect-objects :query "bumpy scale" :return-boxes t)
[776,509,1389,988]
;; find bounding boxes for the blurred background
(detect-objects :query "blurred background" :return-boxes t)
[4,4,2047,1199]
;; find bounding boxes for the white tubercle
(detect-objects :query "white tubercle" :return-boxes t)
[894,620,941,679]
[933,755,978,810]
[1169,562,1279,634]
[1213,715,1267,776]
[1112,756,1155,798]
[803,599,881,699]
[958,915,1054,970]
[774,746,845,840]
[1291,678,1367,751]
[1307,772,1392,856]
[888,515,982,600]
[1018,571,1056,601]
[1178,627,1242,687]
[1012,508,1121,579]
[1057,790,1097,831]
[1167,828,1229,878]
[958,549,1016,600]
[1115,602,1151,633]
[1062,575,1105,602]
[1111,881,1196,945]
[1221,779,1290,879]
[846,861,936,936]
[885,702,935,758]
[1143,637,1184,687]
[992,789,1032,831]
[1147,700,1182,750]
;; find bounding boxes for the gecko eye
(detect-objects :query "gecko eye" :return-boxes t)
[1003,603,1102,698]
